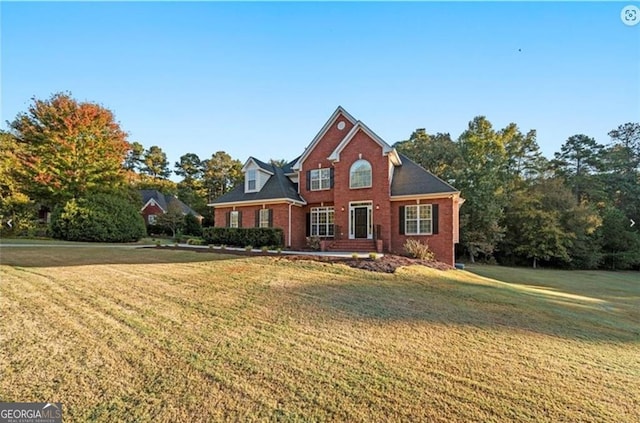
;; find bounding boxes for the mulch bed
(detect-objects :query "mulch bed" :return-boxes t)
[152,245,452,273]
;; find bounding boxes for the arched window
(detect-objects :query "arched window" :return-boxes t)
[350,159,372,189]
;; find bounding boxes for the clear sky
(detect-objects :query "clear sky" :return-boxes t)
[2,1,639,177]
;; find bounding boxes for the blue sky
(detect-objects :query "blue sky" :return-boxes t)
[2,1,638,177]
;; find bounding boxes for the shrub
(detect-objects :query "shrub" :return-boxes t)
[202,227,284,248]
[369,252,379,260]
[306,236,321,251]
[186,238,204,245]
[183,214,202,236]
[51,193,146,242]
[403,239,435,261]
[245,245,253,252]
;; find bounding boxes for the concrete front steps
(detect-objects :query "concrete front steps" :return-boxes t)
[326,239,377,253]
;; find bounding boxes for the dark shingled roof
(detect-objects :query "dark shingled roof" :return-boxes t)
[390,153,458,196]
[209,163,303,205]
[140,190,203,218]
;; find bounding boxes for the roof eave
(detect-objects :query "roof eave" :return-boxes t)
[390,192,460,201]
[208,197,307,208]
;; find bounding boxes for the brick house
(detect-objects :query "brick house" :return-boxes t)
[140,190,203,226]
[208,107,463,265]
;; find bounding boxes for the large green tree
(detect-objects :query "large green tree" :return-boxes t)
[174,153,208,217]
[203,151,243,201]
[142,145,171,179]
[8,92,130,207]
[552,134,604,202]
[456,116,510,261]
[394,129,462,183]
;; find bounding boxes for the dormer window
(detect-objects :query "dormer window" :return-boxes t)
[247,169,257,191]
[350,159,372,189]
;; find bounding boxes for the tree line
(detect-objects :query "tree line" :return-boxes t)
[2,92,638,269]
[394,118,640,269]
[0,92,245,238]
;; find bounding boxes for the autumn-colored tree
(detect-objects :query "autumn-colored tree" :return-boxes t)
[8,92,130,207]
[0,130,36,235]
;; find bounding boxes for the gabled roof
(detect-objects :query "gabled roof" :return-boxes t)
[390,153,459,197]
[327,121,401,165]
[292,106,357,171]
[140,189,203,218]
[242,157,275,174]
[208,163,304,206]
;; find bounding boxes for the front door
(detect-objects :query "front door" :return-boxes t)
[354,207,368,238]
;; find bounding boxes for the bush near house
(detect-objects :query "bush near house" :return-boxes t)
[404,239,435,261]
[202,227,283,248]
[51,193,146,242]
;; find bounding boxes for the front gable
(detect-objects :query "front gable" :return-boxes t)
[327,122,401,166]
[292,106,357,172]
[242,158,274,193]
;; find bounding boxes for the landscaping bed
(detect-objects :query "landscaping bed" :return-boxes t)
[153,245,453,273]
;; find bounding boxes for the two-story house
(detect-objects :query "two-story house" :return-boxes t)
[209,107,463,265]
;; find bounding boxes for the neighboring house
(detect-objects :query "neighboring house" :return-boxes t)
[208,107,463,265]
[140,190,203,226]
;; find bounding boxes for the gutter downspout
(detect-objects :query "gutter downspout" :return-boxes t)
[288,202,292,248]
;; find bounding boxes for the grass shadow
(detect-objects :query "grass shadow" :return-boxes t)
[279,266,640,343]
[0,246,243,267]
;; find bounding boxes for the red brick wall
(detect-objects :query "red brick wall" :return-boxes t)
[390,197,456,266]
[141,203,164,225]
[300,113,354,205]
[331,129,392,248]
[213,203,306,248]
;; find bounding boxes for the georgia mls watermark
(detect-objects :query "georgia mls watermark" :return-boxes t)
[0,403,62,423]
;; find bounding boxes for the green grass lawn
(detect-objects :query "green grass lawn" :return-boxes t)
[1,247,638,422]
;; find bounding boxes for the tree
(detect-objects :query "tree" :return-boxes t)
[203,151,243,201]
[269,158,288,168]
[174,153,203,182]
[607,122,640,174]
[602,123,640,226]
[394,129,462,183]
[597,206,640,270]
[124,141,144,172]
[456,116,509,262]
[0,130,36,236]
[156,199,184,238]
[142,145,171,179]
[501,125,546,184]
[50,192,146,242]
[8,92,130,207]
[552,134,604,202]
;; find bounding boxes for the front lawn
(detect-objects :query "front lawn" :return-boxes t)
[1,247,638,422]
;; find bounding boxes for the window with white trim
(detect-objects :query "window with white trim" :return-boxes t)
[310,207,334,237]
[230,211,239,228]
[148,214,157,225]
[405,205,432,235]
[350,159,372,188]
[259,209,270,228]
[310,168,331,191]
[247,169,257,191]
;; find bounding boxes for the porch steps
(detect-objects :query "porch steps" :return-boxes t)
[327,239,377,252]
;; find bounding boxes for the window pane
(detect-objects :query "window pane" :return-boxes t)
[419,219,431,234]
[406,221,418,234]
[350,160,372,188]
[419,205,431,219]
[406,206,417,219]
